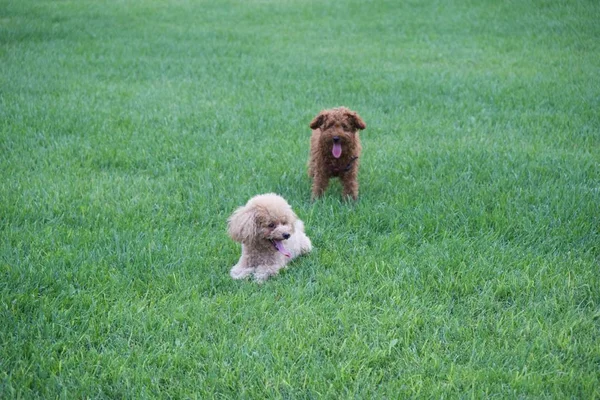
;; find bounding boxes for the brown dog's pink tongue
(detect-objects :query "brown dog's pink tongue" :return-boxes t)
[332,143,342,158]
[273,240,291,258]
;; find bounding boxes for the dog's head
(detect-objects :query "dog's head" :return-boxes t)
[310,107,366,159]
[227,193,298,257]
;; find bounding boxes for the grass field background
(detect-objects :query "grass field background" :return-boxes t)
[1,0,599,397]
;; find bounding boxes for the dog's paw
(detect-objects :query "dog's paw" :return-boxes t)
[253,271,272,283]
[230,265,254,280]
[253,275,268,284]
[253,265,280,283]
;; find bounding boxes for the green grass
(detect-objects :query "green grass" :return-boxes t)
[1,0,599,398]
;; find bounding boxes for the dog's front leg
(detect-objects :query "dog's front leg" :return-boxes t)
[341,169,359,200]
[311,175,330,200]
[341,178,358,200]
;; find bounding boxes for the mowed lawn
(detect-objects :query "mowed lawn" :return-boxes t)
[1,0,599,398]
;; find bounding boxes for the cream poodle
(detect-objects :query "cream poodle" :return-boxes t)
[228,193,312,282]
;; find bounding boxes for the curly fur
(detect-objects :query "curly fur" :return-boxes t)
[228,193,312,282]
[308,106,366,200]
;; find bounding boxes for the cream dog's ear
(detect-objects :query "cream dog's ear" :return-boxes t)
[227,204,257,243]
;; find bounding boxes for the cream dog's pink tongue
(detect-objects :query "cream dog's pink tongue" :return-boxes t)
[273,240,291,258]
[332,142,342,158]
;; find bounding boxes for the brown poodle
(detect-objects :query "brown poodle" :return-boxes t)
[308,106,366,200]
[228,193,312,282]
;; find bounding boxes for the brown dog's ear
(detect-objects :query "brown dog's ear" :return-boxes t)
[227,205,257,243]
[345,111,366,130]
[309,111,328,130]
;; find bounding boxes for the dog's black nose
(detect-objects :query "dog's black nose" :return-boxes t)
[333,136,340,143]
[282,233,291,239]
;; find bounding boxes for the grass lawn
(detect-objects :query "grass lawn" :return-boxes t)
[1,0,599,397]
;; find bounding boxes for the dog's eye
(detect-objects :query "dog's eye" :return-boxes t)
[342,124,350,131]
[268,222,276,228]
